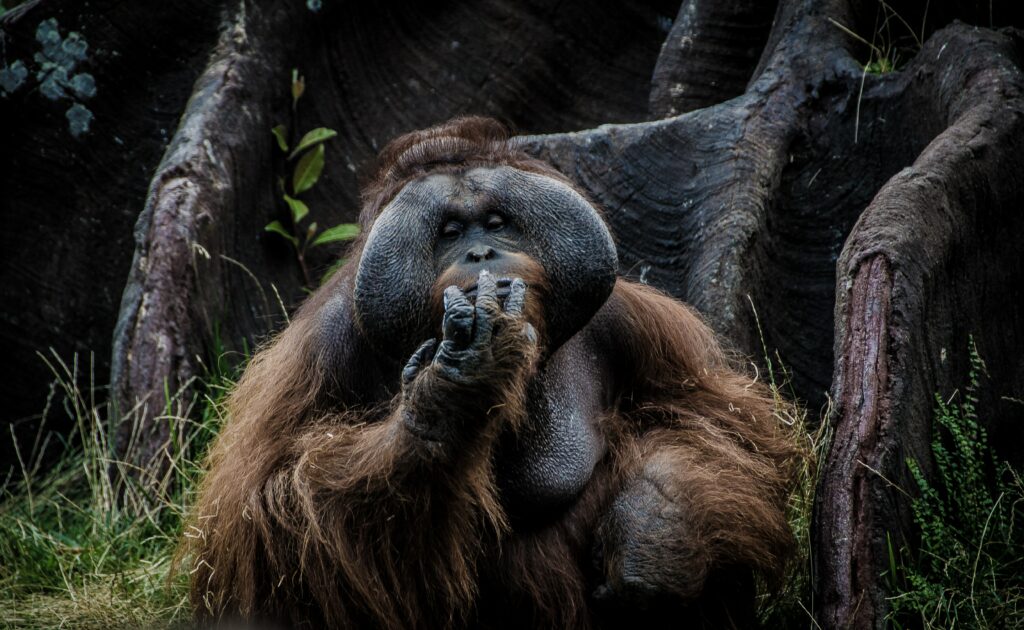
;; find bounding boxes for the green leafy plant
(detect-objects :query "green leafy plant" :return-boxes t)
[887,340,1024,629]
[266,69,359,288]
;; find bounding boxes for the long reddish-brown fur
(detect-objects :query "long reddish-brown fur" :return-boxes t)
[182,118,804,629]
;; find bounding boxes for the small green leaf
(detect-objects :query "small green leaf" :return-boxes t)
[292,143,325,194]
[271,125,289,152]
[265,220,298,248]
[289,127,337,159]
[306,221,318,242]
[282,194,309,224]
[311,223,360,247]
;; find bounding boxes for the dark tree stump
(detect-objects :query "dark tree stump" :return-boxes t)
[2,0,1023,627]
[524,12,1024,624]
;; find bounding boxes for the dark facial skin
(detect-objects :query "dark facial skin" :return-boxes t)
[354,166,618,358]
[432,198,524,291]
[353,166,617,517]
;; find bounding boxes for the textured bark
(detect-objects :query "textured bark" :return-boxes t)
[0,0,227,465]
[649,0,776,116]
[526,9,1024,626]
[822,28,1024,623]
[2,0,1023,627]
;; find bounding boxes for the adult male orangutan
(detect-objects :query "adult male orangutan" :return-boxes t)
[184,117,803,629]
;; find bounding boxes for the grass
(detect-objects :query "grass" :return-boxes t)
[886,341,1024,629]
[0,350,236,629]
[747,297,832,628]
[828,0,927,76]
[16,329,1018,628]
[756,384,832,629]
[757,391,833,628]
[828,0,929,143]
[2,323,828,628]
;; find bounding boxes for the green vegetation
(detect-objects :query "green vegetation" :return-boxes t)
[828,0,927,76]
[5,336,1018,628]
[266,69,359,289]
[0,351,236,629]
[887,341,1024,629]
[0,68,362,629]
[0,18,97,137]
[749,298,831,628]
[756,374,831,629]
[2,313,828,628]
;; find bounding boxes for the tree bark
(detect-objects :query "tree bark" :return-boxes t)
[2,0,1024,627]
[527,7,1024,626]
[0,0,227,465]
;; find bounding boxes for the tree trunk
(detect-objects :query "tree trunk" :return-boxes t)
[3,0,1023,627]
[0,0,227,467]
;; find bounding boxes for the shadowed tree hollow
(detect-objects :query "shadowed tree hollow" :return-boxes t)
[1,0,1023,627]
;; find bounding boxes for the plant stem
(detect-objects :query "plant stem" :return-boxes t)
[297,249,312,288]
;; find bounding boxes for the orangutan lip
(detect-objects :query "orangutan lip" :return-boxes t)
[462,276,515,301]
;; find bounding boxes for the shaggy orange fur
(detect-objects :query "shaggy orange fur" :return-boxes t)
[182,118,803,629]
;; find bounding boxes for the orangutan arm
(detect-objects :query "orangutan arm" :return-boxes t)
[591,281,801,613]
[189,274,538,626]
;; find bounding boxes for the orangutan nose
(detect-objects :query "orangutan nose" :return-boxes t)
[465,245,498,263]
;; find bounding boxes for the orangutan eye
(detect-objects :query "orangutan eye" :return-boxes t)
[485,213,505,231]
[441,221,463,239]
